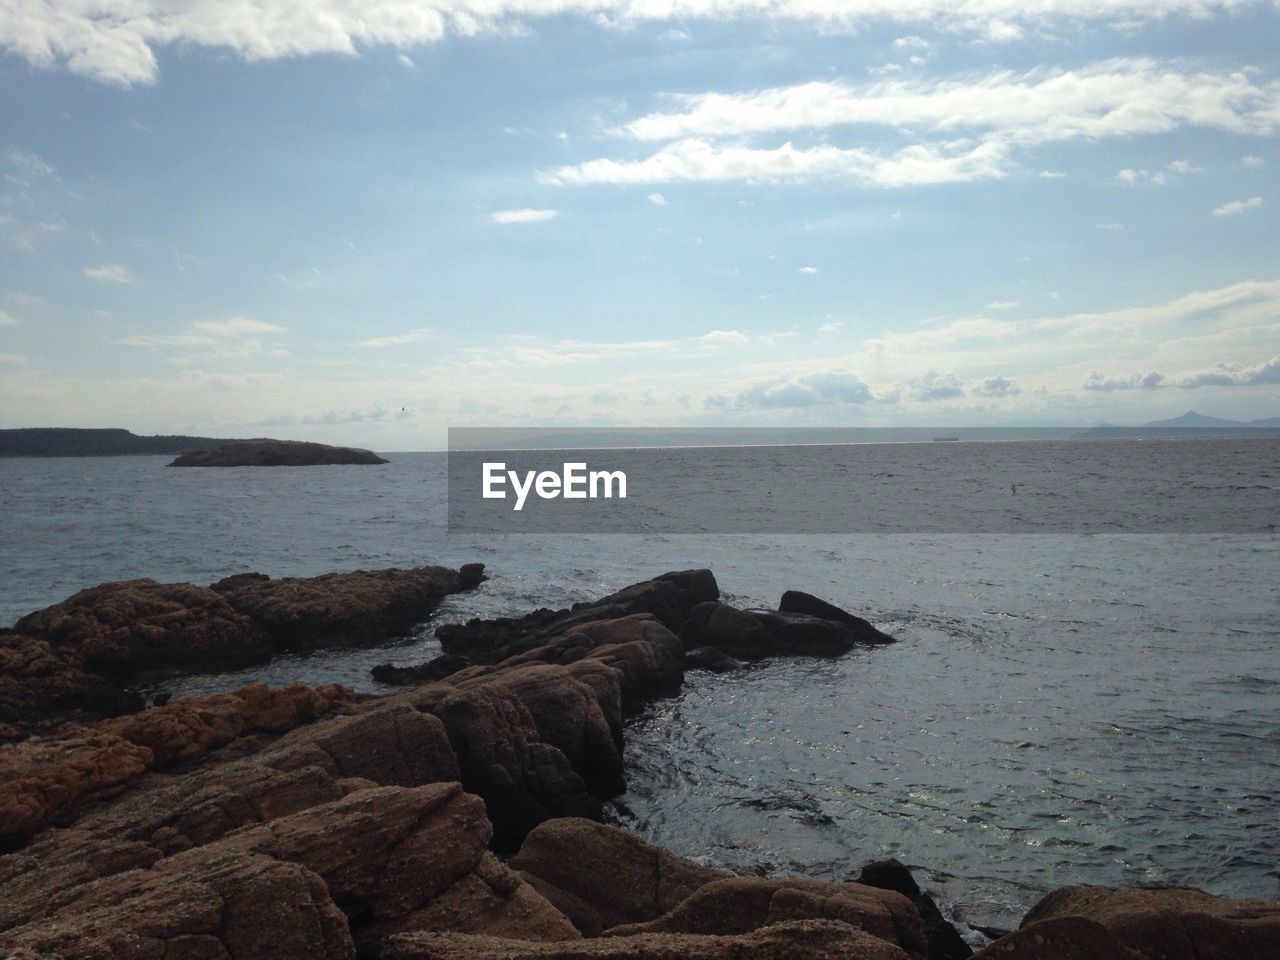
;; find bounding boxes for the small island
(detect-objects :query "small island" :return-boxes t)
[168,439,388,467]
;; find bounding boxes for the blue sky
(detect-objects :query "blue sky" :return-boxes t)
[1,1,1278,447]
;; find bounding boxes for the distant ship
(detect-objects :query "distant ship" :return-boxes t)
[932,436,960,442]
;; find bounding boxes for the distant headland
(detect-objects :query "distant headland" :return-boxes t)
[169,439,387,467]
[0,428,387,465]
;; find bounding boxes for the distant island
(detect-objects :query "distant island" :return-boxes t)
[0,427,227,458]
[169,439,388,467]
[1085,410,1280,439]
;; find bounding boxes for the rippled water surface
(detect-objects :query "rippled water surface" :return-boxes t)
[2,448,1277,927]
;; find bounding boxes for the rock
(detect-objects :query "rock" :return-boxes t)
[372,654,472,686]
[857,859,971,960]
[681,603,775,659]
[683,646,743,673]
[13,578,274,677]
[384,920,913,959]
[745,610,859,657]
[971,917,1144,959]
[779,591,896,645]
[460,563,489,590]
[0,734,153,848]
[436,570,717,665]
[511,818,729,933]
[1021,885,1280,960]
[168,438,388,466]
[212,565,464,651]
[0,682,355,846]
[608,876,927,959]
[0,783,579,957]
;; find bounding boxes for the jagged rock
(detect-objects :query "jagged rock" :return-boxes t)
[383,919,914,959]
[212,566,466,650]
[1021,885,1280,960]
[168,438,388,466]
[460,563,489,589]
[971,917,1144,959]
[12,578,274,677]
[683,646,743,673]
[372,654,472,686]
[779,591,896,645]
[858,859,971,960]
[512,818,728,935]
[0,734,153,848]
[436,570,717,665]
[608,876,926,959]
[0,682,354,846]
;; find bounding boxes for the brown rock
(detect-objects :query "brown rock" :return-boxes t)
[609,876,926,958]
[13,578,274,676]
[383,919,913,959]
[512,818,728,933]
[1021,885,1280,960]
[972,916,1144,960]
[212,565,463,651]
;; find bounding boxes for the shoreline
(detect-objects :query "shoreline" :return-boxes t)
[1,565,1276,957]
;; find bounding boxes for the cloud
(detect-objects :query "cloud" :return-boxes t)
[698,329,750,346]
[4,149,54,179]
[1178,356,1280,386]
[1083,370,1165,391]
[985,300,1020,309]
[83,263,137,284]
[0,353,28,365]
[3,2,1262,87]
[190,317,287,336]
[797,266,818,274]
[613,60,1279,145]
[975,375,1021,396]
[0,310,18,327]
[729,369,874,409]
[488,208,557,224]
[817,321,843,333]
[646,192,667,205]
[254,401,415,427]
[1242,155,1265,167]
[892,35,929,50]
[356,328,432,348]
[543,137,1011,188]
[1096,222,1125,230]
[912,369,964,400]
[1212,196,1263,217]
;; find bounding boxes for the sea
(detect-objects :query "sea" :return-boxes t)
[2,440,1277,934]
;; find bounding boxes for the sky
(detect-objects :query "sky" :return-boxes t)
[1,1,1278,448]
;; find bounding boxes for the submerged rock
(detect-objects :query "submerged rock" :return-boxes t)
[683,646,743,673]
[779,591,897,645]
[168,438,388,466]
[372,653,472,686]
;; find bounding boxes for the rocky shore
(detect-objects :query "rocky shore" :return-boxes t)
[2,567,1275,959]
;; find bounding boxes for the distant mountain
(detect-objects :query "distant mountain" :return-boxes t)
[1141,411,1261,428]
[0,427,228,457]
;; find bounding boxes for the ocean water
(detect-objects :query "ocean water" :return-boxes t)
[2,444,1277,930]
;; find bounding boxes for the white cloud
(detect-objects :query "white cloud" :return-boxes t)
[398,53,415,68]
[912,369,965,400]
[797,266,818,274]
[3,3,1263,87]
[190,317,287,336]
[985,300,1020,309]
[614,60,1279,145]
[83,263,137,284]
[975,375,1021,396]
[818,321,843,333]
[1212,196,1263,216]
[698,329,750,346]
[488,208,557,224]
[1096,222,1125,230]
[4,148,55,179]
[726,369,874,409]
[0,310,18,327]
[356,328,431,348]
[646,192,667,205]
[1167,159,1203,174]
[0,352,27,365]
[1038,169,1067,178]
[1083,370,1165,391]
[892,35,929,50]
[543,137,1011,188]
[1178,355,1280,386]
[1242,154,1265,166]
